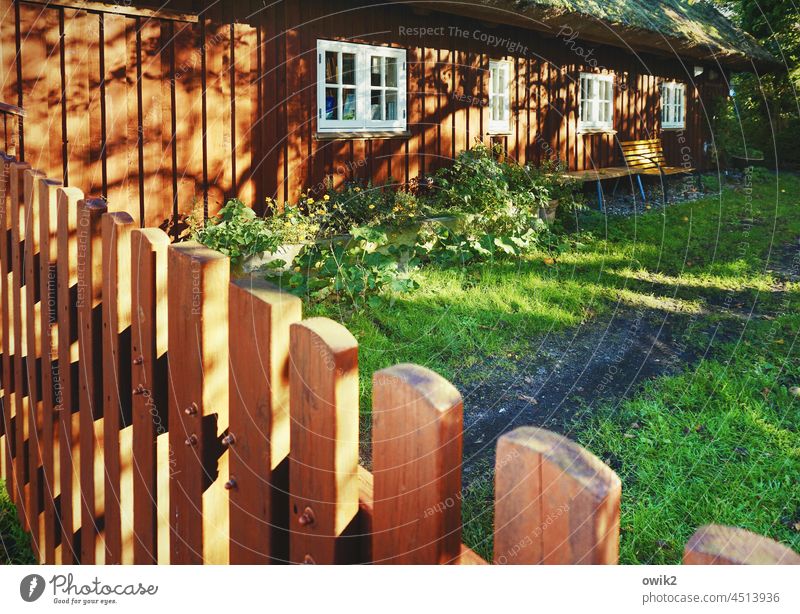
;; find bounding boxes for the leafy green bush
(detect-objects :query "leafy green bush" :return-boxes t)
[266,226,418,306]
[432,143,579,235]
[193,199,281,268]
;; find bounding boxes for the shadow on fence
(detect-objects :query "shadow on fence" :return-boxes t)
[0,152,798,565]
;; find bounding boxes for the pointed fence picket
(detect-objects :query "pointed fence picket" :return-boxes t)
[0,151,797,566]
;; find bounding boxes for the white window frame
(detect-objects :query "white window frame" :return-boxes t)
[578,72,615,132]
[661,81,686,129]
[317,39,407,133]
[488,59,511,134]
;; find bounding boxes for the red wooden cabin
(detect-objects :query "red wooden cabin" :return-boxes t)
[0,0,775,226]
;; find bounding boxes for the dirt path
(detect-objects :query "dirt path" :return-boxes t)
[458,236,800,482]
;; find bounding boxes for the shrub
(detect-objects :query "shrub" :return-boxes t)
[432,143,579,235]
[193,199,281,269]
[265,225,418,306]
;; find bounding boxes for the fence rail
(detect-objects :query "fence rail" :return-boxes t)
[1,150,799,565]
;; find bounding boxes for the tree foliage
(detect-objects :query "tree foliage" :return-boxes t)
[712,0,800,166]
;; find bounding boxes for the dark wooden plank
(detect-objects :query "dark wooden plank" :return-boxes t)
[10,161,31,529]
[167,241,230,564]
[37,175,62,564]
[372,363,463,564]
[101,211,135,564]
[289,317,359,564]
[173,21,202,219]
[103,14,139,223]
[130,227,169,565]
[228,277,300,564]
[0,154,16,502]
[55,185,82,563]
[23,167,45,561]
[139,18,167,228]
[62,8,90,192]
[493,427,621,564]
[203,21,229,215]
[76,197,107,564]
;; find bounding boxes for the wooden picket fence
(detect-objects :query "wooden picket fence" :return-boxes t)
[1,151,799,565]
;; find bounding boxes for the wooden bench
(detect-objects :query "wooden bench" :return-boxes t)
[564,138,697,210]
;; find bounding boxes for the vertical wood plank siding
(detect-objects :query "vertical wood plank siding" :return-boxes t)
[2,0,724,223]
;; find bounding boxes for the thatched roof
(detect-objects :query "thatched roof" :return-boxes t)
[413,0,777,71]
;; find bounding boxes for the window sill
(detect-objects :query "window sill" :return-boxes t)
[578,128,617,135]
[315,130,411,141]
[661,126,686,131]
[487,130,513,136]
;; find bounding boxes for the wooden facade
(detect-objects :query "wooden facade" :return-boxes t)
[0,0,731,227]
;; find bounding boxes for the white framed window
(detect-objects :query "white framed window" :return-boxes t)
[661,81,685,129]
[578,72,614,132]
[488,60,510,133]
[317,39,406,133]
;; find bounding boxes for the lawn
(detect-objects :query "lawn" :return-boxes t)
[312,169,800,562]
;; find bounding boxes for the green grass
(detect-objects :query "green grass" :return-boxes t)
[316,171,800,411]
[313,170,800,562]
[0,480,34,564]
[576,320,800,563]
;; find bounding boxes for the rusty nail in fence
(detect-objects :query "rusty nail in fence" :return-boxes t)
[185,434,198,446]
[133,385,146,395]
[224,477,237,490]
[184,402,198,416]
[298,507,316,527]
[221,433,235,446]
[303,554,316,564]
[132,356,144,365]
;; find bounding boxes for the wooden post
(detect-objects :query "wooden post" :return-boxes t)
[37,176,62,564]
[228,278,301,564]
[167,241,230,564]
[289,317,359,564]
[684,525,800,565]
[55,185,82,563]
[130,228,170,565]
[0,154,16,507]
[372,363,463,564]
[101,211,135,565]
[493,427,621,564]
[76,197,107,564]
[10,161,30,528]
[23,168,46,560]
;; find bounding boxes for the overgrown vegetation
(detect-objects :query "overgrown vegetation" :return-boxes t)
[198,143,578,306]
[0,481,35,564]
[711,0,800,167]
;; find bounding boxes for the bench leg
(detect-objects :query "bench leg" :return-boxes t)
[596,179,604,212]
[636,175,646,202]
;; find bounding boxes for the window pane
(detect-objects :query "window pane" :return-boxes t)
[385,90,397,120]
[325,51,338,84]
[581,77,587,101]
[325,87,339,120]
[342,53,356,85]
[581,99,589,122]
[492,96,500,121]
[491,67,498,95]
[371,56,382,87]
[385,57,397,88]
[498,67,507,95]
[605,101,612,123]
[371,89,382,120]
[342,88,357,120]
